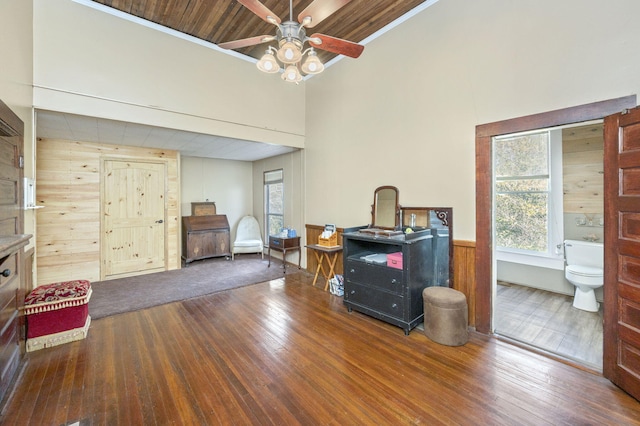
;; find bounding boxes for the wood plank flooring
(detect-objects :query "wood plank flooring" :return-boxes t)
[2,272,639,425]
[495,282,603,369]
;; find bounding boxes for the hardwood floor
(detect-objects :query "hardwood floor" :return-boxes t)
[495,282,603,369]
[2,273,639,425]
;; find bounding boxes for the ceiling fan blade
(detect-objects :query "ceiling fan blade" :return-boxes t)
[237,0,281,24]
[298,0,352,28]
[309,33,364,58]
[218,35,275,50]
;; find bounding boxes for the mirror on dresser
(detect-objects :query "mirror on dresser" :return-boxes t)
[371,186,400,229]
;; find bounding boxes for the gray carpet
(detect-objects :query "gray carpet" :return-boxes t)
[89,255,285,319]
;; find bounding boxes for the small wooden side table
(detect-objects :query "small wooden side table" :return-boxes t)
[268,236,301,272]
[306,244,343,291]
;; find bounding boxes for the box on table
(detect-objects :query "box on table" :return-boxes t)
[318,232,338,247]
[387,252,403,269]
[24,279,92,352]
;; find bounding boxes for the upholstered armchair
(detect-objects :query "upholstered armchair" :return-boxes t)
[232,216,264,260]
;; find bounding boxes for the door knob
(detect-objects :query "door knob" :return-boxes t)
[1,269,10,277]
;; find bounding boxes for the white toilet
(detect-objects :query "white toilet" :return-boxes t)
[564,239,604,312]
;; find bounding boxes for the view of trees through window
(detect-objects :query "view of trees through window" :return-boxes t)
[264,169,284,237]
[494,131,550,253]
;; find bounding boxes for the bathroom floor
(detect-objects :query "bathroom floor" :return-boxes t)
[494,281,603,370]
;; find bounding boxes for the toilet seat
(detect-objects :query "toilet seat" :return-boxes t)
[566,265,602,278]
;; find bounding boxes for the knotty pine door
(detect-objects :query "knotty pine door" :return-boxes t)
[102,160,166,279]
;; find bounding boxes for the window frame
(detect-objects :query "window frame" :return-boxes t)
[493,129,565,270]
[264,169,284,238]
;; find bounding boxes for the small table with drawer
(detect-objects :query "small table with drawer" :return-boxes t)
[268,236,301,272]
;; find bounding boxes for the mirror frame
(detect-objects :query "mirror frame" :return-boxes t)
[371,185,400,229]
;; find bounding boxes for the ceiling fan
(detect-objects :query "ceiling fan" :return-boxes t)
[219,0,364,83]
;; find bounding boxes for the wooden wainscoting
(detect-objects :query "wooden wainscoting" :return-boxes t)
[36,139,180,285]
[452,240,476,328]
[305,225,476,328]
[305,224,348,276]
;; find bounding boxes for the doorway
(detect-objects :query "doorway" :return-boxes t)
[475,96,635,330]
[491,122,605,369]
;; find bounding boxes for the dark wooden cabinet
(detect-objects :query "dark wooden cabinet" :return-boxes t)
[0,99,30,404]
[182,215,231,264]
[342,229,434,335]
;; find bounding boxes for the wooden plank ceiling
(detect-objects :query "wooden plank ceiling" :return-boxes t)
[90,0,430,65]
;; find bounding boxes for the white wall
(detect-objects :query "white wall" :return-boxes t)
[497,260,604,302]
[1,0,35,241]
[180,156,254,239]
[32,0,305,149]
[305,0,640,241]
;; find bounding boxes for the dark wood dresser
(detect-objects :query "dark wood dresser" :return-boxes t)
[342,229,434,335]
[182,215,231,264]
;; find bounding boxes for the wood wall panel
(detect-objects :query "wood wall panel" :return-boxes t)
[452,240,476,328]
[36,138,180,285]
[305,224,347,277]
[305,224,477,328]
[562,130,604,214]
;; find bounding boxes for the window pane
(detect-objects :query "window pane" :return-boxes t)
[268,182,283,214]
[268,215,283,236]
[495,132,549,178]
[495,192,548,252]
[264,169,283,183]
[496,179,548,192]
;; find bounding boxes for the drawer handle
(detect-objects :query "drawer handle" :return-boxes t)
[1,269,10,278]
[391,279,397,284]
[391,303,397,308]
[350,290,355,295]
[350,269,355,273]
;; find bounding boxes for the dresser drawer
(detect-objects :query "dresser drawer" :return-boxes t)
[0,253,17,288]
[345,281,404,319]
[269,236,300,249]
[345,260,403,293]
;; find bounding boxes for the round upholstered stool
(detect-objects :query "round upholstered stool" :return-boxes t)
[422,286,468,346]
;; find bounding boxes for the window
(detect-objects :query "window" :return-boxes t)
[493,130,560,258]
[264,169,284,237]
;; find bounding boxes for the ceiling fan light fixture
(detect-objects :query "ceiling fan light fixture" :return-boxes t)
[256,49,280,73]
[301,49,324,75]
[277,39,303,64]
[281,64,302,83]
[222,0,364,84]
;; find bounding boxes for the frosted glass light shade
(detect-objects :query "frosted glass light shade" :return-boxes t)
[256,51,280,74]
[277,40,302,64]
[281,64,302,83]
[301,50,324,75]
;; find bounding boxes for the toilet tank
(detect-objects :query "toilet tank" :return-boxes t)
[564,239,603,269]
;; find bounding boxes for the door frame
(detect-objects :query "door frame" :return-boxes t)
[474,95,636,333]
